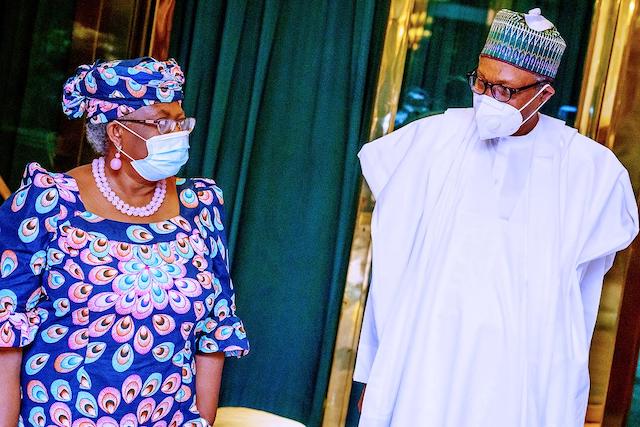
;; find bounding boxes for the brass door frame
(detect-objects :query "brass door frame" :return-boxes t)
[575,0,633,143]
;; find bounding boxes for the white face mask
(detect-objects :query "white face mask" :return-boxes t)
[472,84,550,140]
[114,121,191,181]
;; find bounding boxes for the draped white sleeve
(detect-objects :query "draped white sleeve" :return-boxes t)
[575,159,638,340]
[353,111,461,383]
[357,120,425,200]
[354,123,419,383]
[354,118,433,383]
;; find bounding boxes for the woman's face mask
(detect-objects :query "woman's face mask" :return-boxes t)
[114,121,191,181]
[473,83,551,140]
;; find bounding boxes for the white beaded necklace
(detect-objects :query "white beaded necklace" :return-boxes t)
[91,157,167,217]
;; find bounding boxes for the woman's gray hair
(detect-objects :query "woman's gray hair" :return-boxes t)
[85,122,109,154]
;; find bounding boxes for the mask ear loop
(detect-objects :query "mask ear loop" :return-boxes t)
[111,121,144,164]
[115,145,137,163]
[113,120,149,142]
[112,120,151,164]
[519,83,551,125]
[113,121,183,175]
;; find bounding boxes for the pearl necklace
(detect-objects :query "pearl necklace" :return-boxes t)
[92,157,167,217]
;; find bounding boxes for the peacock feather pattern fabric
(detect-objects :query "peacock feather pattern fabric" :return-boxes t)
[62,57,185,124]
[0,163,249,426]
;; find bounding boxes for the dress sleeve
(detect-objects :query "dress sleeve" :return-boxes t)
[193,181,250,358]
[576,168,639,340]
[0,163,59,347]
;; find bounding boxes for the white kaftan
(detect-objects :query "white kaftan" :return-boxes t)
[354,108,639,427]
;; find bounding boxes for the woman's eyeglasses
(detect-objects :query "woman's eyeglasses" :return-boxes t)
[117,117,196,134]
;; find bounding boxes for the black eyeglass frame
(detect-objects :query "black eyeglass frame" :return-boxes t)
[466,69,552,102]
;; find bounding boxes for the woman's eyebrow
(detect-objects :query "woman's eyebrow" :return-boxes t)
[148,107,185,120]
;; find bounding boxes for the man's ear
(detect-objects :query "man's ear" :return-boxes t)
[541,84,555,103]
[106,122,123,146]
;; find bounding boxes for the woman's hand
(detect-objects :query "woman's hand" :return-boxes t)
[195,352,225,424]
[0,348,22,424]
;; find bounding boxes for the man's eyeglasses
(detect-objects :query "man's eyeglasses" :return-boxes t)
[466,70,550,102]
[117,117,196,134]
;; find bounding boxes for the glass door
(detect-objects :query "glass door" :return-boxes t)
[0,0,160,192]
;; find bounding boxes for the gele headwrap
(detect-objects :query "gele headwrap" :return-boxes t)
[481,8,566,79]
[62,57,185,124]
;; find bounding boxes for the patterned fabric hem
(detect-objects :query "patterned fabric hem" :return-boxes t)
[184,416,212,427]
[0,307,48,347]
[195,314,250,358]
[223,348,250,358]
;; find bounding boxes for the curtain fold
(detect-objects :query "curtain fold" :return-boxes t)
[170,1,384,424]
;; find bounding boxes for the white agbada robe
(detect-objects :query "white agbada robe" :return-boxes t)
[354,108,639,427]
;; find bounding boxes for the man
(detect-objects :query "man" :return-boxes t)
[354,8,639,427]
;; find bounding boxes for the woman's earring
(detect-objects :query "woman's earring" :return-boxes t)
[110,145,122,171]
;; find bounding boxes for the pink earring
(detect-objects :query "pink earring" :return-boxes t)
[110,146,122,171]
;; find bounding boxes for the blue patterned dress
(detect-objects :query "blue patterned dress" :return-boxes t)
[0,163,249,426]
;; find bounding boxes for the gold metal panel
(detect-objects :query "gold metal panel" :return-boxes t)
[598,0,636,145]
[575,0,622,140]
[576,1,640,425]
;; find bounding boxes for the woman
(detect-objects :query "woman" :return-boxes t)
[0,57,249,426]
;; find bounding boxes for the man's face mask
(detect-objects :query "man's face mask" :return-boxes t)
[473,83,551,140]
[114,121,191,181]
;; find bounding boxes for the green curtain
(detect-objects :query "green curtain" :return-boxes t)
[170,1,386,424]
[0,1,74,189]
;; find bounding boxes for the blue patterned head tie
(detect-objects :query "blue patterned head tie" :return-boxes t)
[481,8,566,79]
[62,57,185,124]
